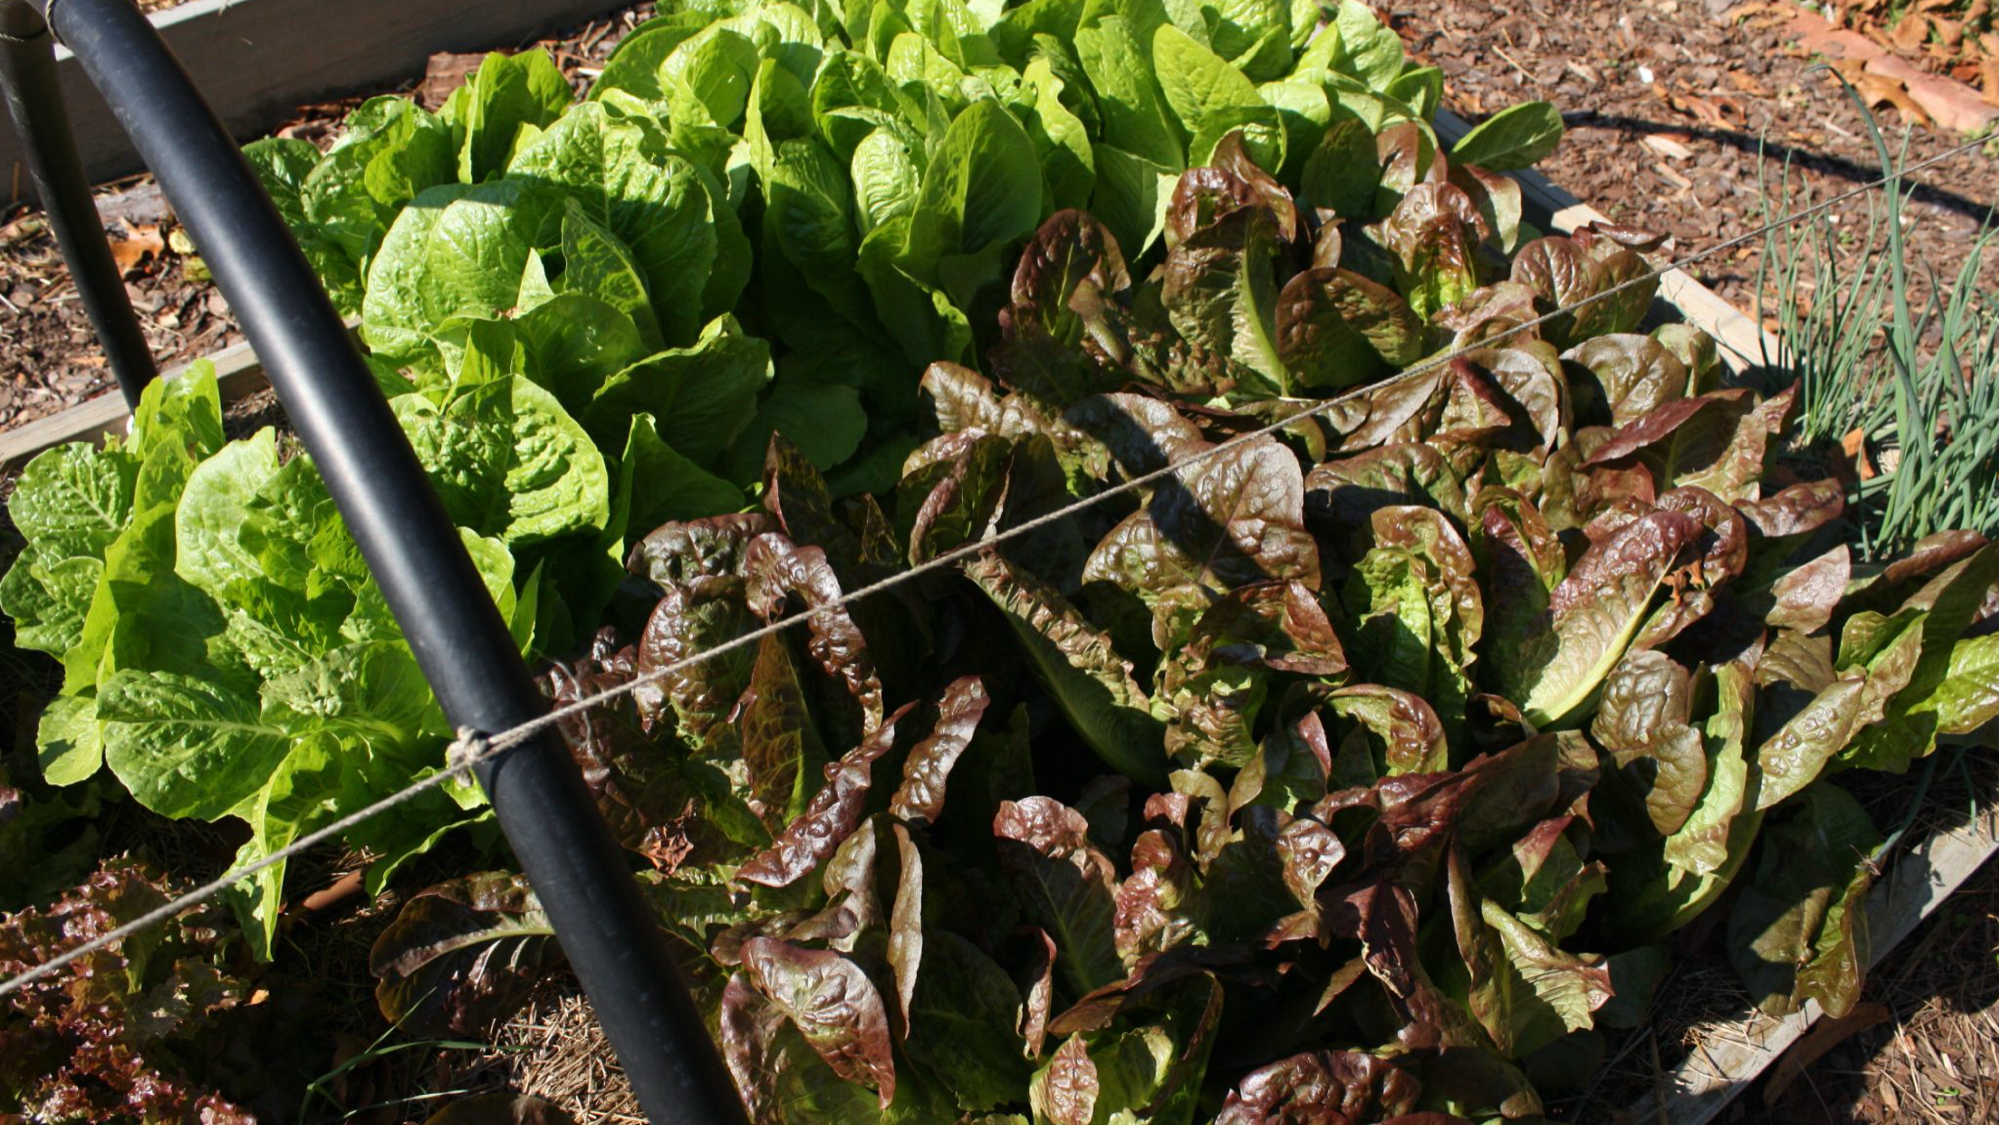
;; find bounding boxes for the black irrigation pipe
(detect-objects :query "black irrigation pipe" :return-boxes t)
[0,0,154,405]
[13,1,746,1120]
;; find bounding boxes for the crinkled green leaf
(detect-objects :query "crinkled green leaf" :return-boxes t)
[1277,267,1423,389]
[966,552,1168,784]
[741,936,898,1106]
[371,872,557,1036]
[449,50,573,183]
[97,670,290,821]
[899,98,1045,310]
[395,375,610,546]
[361,181,566,361]
[1591,650,1706,836]
[1452,859,1612,1056]
[1664,660,1756,874]
[995,795,1124,995]
[1083,434,1319,648]
[585,314,772,470]
[903,931,1032,1109]
[1216,1049,1420,1124]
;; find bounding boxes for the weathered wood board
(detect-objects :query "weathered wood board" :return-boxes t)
[1,0,635,205]
[0,320,356,468]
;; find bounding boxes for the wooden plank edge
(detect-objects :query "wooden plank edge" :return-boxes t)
[0,338,263,469]
[1433,110,1784,381]
[2,0,636,204]
[0,318,359,469]
[1629,797,1999,1125]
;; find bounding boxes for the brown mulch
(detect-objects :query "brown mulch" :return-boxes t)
[0,192,237,430]
[433,978,644,1125]
[1402,0,1999,326]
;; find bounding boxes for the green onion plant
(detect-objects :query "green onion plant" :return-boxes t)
[1755,87,1999,559]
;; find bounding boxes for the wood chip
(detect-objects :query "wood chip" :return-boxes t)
[1642,133,1697,159]
[418,51,489,111]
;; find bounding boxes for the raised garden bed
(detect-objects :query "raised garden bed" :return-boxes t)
[5,2,1997,1123]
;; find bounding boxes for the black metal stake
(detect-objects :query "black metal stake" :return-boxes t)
[0,0,155,405]
[27,1,745,1119]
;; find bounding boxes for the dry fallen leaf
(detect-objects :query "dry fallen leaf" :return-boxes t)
[1728,68,1776,97]
[1984,58,1999,106]
[1722,1,1794,20]
[106,223,165,275]
[1843,427,1879,482]
[1672,89,1742,130]
[1933,16,1964,52]
[1888,13,1931,54]
[1855,71,1931,123]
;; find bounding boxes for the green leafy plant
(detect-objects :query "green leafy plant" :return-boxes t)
[6,0,1566,963]
[243,0,1559,492]
[0,359,633,956]
[368,172,1998,1117]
